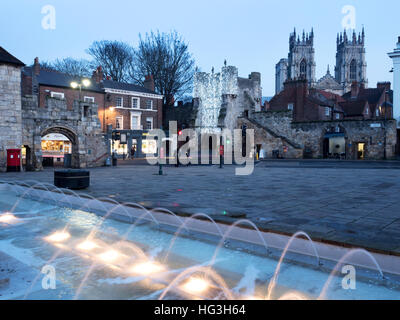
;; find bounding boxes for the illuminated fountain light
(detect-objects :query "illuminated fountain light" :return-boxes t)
[97,249,121,263]
[0,213,20,225]
[181,277,210,294]
[44,231,71,243]
[76,240,99,251]
[131,261,166,276]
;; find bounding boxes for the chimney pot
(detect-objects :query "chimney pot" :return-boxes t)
[144,74,155,92]
[34,57,40,76]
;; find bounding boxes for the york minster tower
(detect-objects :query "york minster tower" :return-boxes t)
[335,28,368,92]
[275,28,368,95]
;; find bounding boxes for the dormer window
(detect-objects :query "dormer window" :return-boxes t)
[335,113,340,120]
[376,108,380,117]
[288,103,294,111]
[365,107,369,115]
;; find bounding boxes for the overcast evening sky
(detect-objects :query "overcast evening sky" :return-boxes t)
[2,0,399,96]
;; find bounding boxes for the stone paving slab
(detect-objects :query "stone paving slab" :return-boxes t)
[1,163,400,255]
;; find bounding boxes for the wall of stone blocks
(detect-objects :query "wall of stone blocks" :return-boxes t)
[0,64,23,171]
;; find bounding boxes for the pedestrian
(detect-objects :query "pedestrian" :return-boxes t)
[131,145,136,159]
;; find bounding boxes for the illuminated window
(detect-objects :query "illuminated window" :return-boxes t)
[288,103,294,111]
[116,116,123,129]
[146,117,153,130]
[335,113,340,119]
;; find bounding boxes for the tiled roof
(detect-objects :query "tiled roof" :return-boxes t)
[339,100,368,116]
[103,80,159,95]
[0,47,25,66]
[23,67,103,93]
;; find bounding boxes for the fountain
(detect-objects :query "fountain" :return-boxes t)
[0,180,399,300]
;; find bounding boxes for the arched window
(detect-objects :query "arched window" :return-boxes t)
[300,60,307,78]
[350,60,357,81]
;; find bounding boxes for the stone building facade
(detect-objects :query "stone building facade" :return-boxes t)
[247,79,396,160]
[22,96,106,170]
[0,47,24,171]
[240,111,396,160]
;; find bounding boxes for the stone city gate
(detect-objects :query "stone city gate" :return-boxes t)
[22,95,108,170]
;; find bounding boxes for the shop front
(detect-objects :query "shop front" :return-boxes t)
[110,130,158,159]
[41,133,72,167]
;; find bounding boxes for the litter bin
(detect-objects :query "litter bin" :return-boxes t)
[63,154,72,168]
[54,169,90,190]
[7,149,21,172]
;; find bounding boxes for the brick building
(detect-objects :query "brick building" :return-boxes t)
[94,69,164,158]
[21,60,163,164]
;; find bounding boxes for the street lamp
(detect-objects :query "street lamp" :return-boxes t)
[70,79,91,101]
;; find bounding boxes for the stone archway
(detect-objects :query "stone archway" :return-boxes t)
[41,126,80,168]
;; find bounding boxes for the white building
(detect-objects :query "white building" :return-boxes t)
[388,37,400,126]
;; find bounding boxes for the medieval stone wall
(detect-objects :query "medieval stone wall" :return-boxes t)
[22,95,107,170]
[0,64,22,171]
[249,110,397,160]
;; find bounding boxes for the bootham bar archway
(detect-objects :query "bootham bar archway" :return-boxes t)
[41,126,80,168]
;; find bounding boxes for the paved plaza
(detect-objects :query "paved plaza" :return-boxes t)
[2,161,400,255]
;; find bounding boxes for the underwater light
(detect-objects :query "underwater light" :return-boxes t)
[181,277,209,294]
[131,261,165,276]
[98,250,121,263]
[0,213,19,224]
[45,231,71,243]
[76,240,98,251]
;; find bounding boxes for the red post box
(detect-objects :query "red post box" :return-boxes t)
[7,149,21,172]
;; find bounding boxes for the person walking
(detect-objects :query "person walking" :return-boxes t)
[131,145,136,159]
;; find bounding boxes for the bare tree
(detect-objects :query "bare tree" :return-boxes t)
[51,58,93,77]
[87,40,133,82]
[130,31,196,105]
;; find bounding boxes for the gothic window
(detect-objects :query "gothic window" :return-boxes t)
[300,60,307,78]
[350,60,357,81]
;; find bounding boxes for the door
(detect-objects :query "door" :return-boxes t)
[357,143,365,160]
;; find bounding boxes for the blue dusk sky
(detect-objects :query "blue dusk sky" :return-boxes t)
[1,0,399,96]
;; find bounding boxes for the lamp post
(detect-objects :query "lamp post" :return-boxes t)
[70,79,91,102]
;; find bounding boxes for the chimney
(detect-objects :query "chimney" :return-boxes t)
[34,57,40,76]
[144,75,155,92]
[294,79,307,121]
[92,66,103,84]
[351,82,359,98]
[377,82,391,91]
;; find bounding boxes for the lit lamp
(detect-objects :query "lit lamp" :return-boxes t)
[70,79,91,101]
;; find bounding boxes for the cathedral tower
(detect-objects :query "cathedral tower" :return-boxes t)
[335,28,368,92]
[287,28,316,88]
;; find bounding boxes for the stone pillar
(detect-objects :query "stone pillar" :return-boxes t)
[388,37,400,126]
